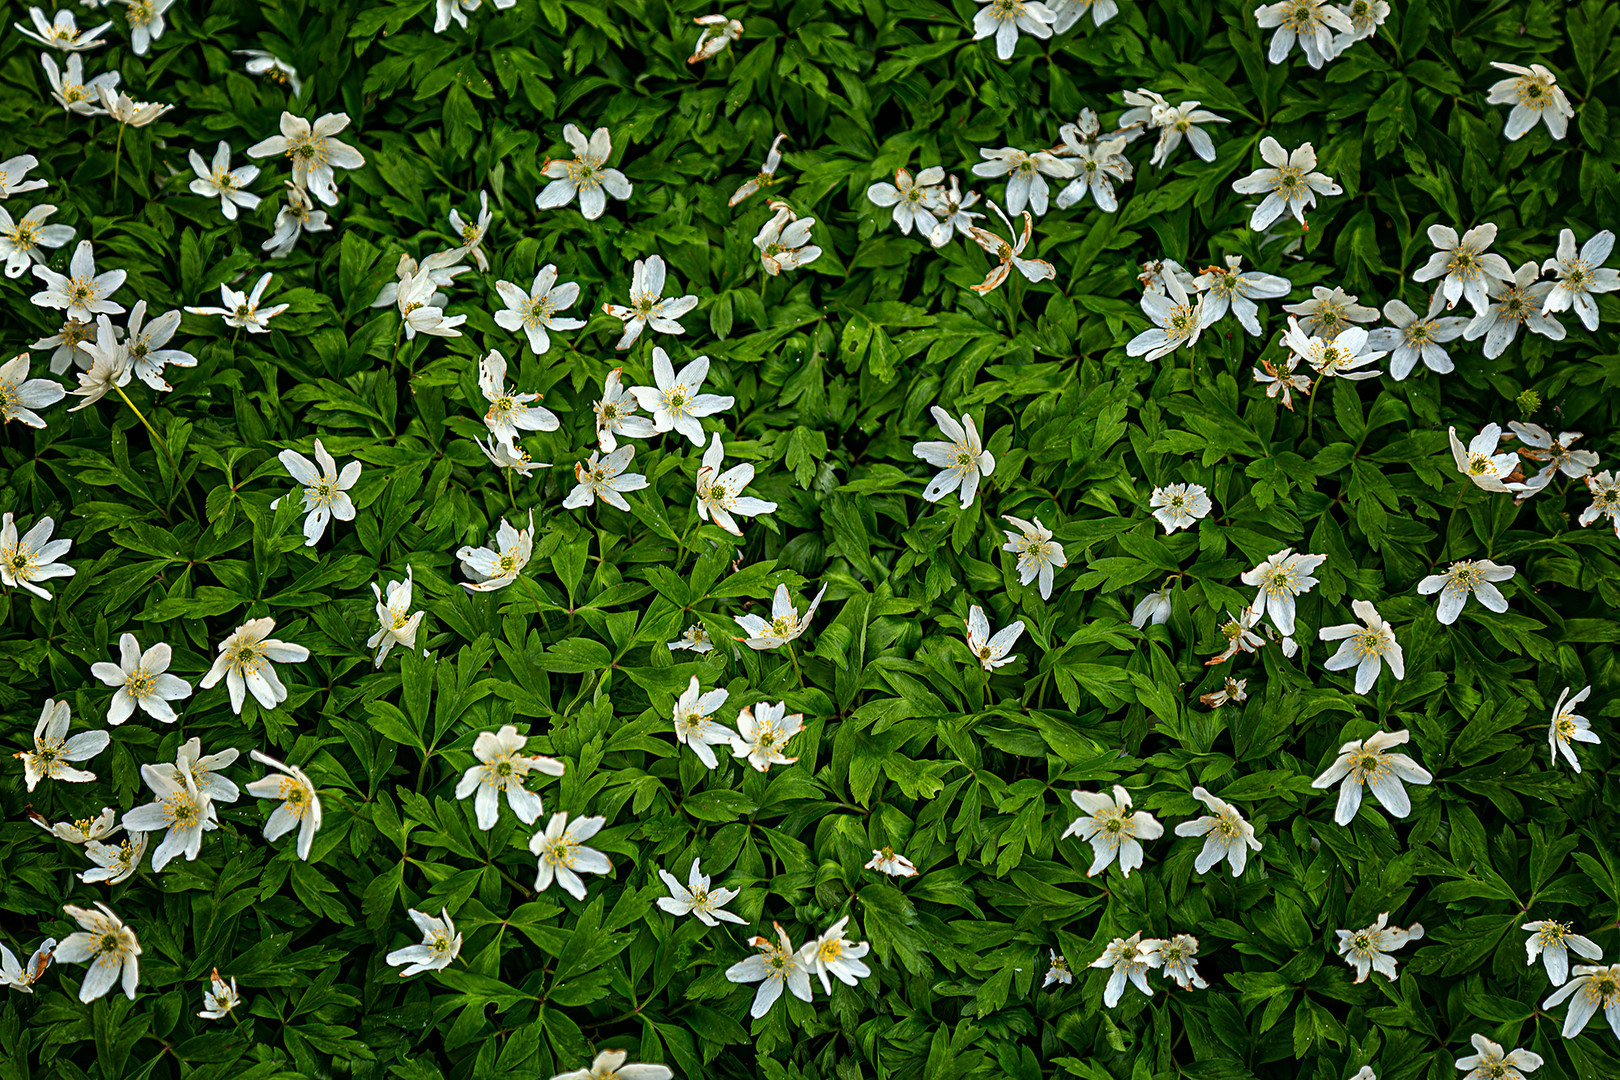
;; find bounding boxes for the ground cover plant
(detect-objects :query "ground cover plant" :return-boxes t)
[2,0,1620,1077]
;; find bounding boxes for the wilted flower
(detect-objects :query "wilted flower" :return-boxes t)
[866,847,918,877]
[965,201,1055,293]
[1146,934,1208,990]
[1132,588,1173,629]
[1043,949,1072,988]
[1194,256,1290,336]
[963,605,1024,671]
[734,582,826,650]
[730,132,787,206]
[198,970,241,1020]
[1580,471,1620,536]
[754,201,821,275]
[1206,607,1266,665]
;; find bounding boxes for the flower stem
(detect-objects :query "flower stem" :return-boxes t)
[1303,385,1318,445]
[114,383,195,517]
[785,642,803,690]
[113,125,125,196]
[505,467,517,513]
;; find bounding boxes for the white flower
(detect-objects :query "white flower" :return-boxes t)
[972,146,1072,217]
[799,915,872,994]
[1254,0,1352,67]
[0,937,55,993]
[1232,138,1341,230]
[56,904,139,1002]
[15,9,112,52]
[1312,729,1432,825]
[730,132,788,206]
[1,203,75,278]
[1091,933,1160,1007]
[1455,1034,1542,1080]
[154,736,239,806]
[1126,269,1204,360]
[457,510,535,592]
[31,239,125,323]
[670,676,735,767]
[629,347,734,445]
[695,433,776,538]
[1146,934,1207,990]
[396,261,467,339]
[121,762,214,870]
[433,0,479,34]
[1522,920,1602,985]
[867,165,945,236]
[1282,317,1385,381]
[90,632,190,724]
[536,124,631,220]
[119,0,172,54]
[247,749,322,860]
[0,154,49,199]
[493,265,584,355]
[726,923,813,1018]
[755,201,821,275]
[1418,560,1517,625]
[1042,948,1072,988]
[1283,284,1378,339]
[1149,482,1211,533]
[1175,786,1262,876]
[964,605,1024,671]
[65,314,131,412]
[1465,261,1562,359]
[914,405,995,508]
[1000,515,1066,599]
[246,112,366,207]
[1146,101,1228,167]
[1581,471,1620,537]
[236,49,301,96]
[1542,228,1618,332]
[731,700,802,772]
[553,1050,673,1080]
[1049,0,1120,30]
[15,698,107,790]
[603,255,699,351]
[198,617,309,714]
[1486,63,1573,142]
[198,969,241,1020]
[31,806,119,844]
[1199,676,1248,708]
[1241,547,1326,636]
[734,582,826,650]
[122,300,195,392]
[865,846,918,878]
[1131,588,1172,629]
[1367,294,1471,379]
[275,438,361,546]
[97,85,172,127]
[1411,223,1513,315]
[1335,913,1424,982]
[368,566,424,667]
[1253,353,1313,409]
[669,625,714,653]
[32,316,97,375]
[1330,0,1389,52]
[0,352,65,428]
[1207,607,1266,664]
[591,367,657,453]
[477,349,558,448]
[1053,134,1131,212]
[1543,964,1620,1039]
[657,858,746,926]
[1318,600,1404,694]
[1193,256,1289,335]
[1350,1070,1378,1080]
[40,54,117,115]
[1447,423,1519,493]
[187,141,261,221]
[0,511,74,596]
[971,0,1056,59]
[689,13,744,63]
[455,725,565,830]
[1547,686,1599,773]
[530,812,611,900]
[79,833,146,885]
[1508,422,1598,497]
[1061,784,1163,877]
[386,909,461,977]
[184,272,289,332]
[564,446,649,512]
[448,189,491,270]
[966,201,1056,293]
[262,181,331,258]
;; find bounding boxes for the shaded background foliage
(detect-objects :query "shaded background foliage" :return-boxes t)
[2,0,1620,1077]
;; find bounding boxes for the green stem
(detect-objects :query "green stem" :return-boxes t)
[1441,485,1466,564]
[113,125,125,196]
[1303,385,1318,446]
[114,383,194,516]
[505,467,518,513]
[785,642,804,690]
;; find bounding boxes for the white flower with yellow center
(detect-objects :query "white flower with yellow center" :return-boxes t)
[33,316,96,375]
[246,111,366,207]
[529,812,611,899]
[184,271,289,332]
[117,0,171,54]
[563,446,649,512]
[0,154,49,197]
[1368,294,1471,380]
[30,239,125,323]
[926,173,985,247]
[477,348,558,447]
[64,314,131,412]
[90,632,191,724]
[274,438,361,546]
[40,54,118,115]
[1049,0,1120,31]
[1580,471,1620,537]
[80,833,147,885]
[457,510,535,592]
[198,617,309,714]
[603,254,699,351]
[247,749,323,860]
[672,675,737,769]
[799,915,872,994]
[1193,255,1289,336]
[726,922,812,1018]
[1,512,75,600]
[730,132,788,207]
[15,698,107,791]
[1253,0,1352,67]
[1447,423,1519,493]
[1091,932,1160,1007]
[263,181,330,258]
[695,432,777,537]
[1127,269,1204,361]
[1330,0,1389,52]
[971,145,1071,216]
[1335,913,1423,982]
[447,189,492,270]
[386,908,462,977]
[31,806,120,844]
[493,264,584,355]
[964,604,1024,671]
[198,969,242,1020]
[15,9,112,53]
[1311,728,1432,825]
[1412,223,1513,315]
[97,85,172,127]
[1318,600,1404,694]
[1281,317,1385,381]
[1541,228,1618,331]
[121,299,196,392]
[1486,63,1573,142]
[628,346,734,445]
[914,405,995,508]
[554,1050,673,1080]
[1544,963,1620,1038]
[536,123,631,221]
[1206,607,1265,664]
[1464,260,1562,359]
[1417,559,1516,625]
[1,204,75,279]
[1454,1034,1542,1080]
[121,761,214,870]
[731,700,802,772]
[866,165,945,236]
[1000,514,1066,599]
[1283,284,1378,339]
[754,200,822,275]
[734,582,827,650]
[1147,934,1207,990]
[1061,784,1163,877]
[1053,134,1131,212]
[1241,547,1326,637]
[56,903,139,1003]
[866,846,919,878]
[591,367,657,454]
[236,49,301,96]
[1522,919,1602,985]
[157,737,241,805]
[1175,786,1262,876]
[1232,137,1341,229]
[668,624,714,654]
[970,0,1056,60]
[455,724,565,831]
[1042,948,1072,987]
[188,141,261,221]
[657,857,746,927]
[1149,482,1211,533]
[368,566,424,667]
[1546,686,1599,774]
